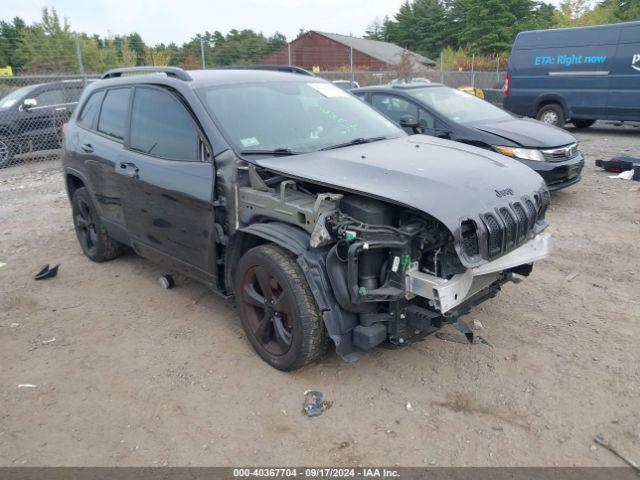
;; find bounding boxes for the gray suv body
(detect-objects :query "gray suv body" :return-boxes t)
[62,67,553,370]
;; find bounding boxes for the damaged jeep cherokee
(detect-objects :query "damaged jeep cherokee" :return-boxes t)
[63,67,553,371]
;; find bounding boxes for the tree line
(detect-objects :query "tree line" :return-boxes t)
[365,0,639,60]
[0,8,287,74]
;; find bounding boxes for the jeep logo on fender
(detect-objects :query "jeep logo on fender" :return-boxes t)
[495,188,514,198]
[633,53,640,72]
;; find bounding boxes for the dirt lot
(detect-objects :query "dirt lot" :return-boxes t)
[1,123,639,467]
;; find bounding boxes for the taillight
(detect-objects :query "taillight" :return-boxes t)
[504,72,511,97]
[61,122,68,139]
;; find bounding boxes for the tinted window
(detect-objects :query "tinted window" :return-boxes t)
[130,88,198,161]
[97,88,131,141]
[34,88,65,106]
[77,91,103,129]
[371,94,418,124]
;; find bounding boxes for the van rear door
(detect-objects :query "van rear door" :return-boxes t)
[607,23,640,121]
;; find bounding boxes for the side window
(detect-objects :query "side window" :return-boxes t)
[371,94,418,124]
[418,108,436,131]
[97,88,131,141]
[129,87,199,161]
[77,91,103,129]
[33,88,65,107]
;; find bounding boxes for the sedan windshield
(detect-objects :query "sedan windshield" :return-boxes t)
[198,81,403,154]
[408,86,511,125]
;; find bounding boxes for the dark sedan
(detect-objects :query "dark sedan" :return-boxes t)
[352,83,584,190]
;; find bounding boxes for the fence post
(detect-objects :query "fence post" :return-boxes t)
[496,56,500,84]
[74,34,86,85]
[471,54,475,89]
[440,50,444,83]
[199,36,206,69]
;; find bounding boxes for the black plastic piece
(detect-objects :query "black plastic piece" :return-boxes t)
[34,264,59,280]
[340,195,395,225]
[634,165,640,181]
[353,323,387,350]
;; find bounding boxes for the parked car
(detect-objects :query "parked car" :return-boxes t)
[504,21,640,128]
[353,83,584,190]
[332,79,360,90]
[63,66,552,371]
[0,79,86,167]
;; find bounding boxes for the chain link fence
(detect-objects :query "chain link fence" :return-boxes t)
[0,36,506,173]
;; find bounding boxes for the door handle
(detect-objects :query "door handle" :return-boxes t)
[119,161,139,179]
[81,143,93,153]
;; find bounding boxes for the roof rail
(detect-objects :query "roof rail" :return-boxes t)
[213,65,315,76]
[101,66,192,81]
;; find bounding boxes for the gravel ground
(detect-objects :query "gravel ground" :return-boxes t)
[1,123,639,467]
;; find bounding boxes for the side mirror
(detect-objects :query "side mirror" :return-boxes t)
[22,98,37,110]
[399,115,419,129]
[434,128,451,139]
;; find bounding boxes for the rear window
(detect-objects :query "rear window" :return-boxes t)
[97,88,131,141]
[77,91,103,129]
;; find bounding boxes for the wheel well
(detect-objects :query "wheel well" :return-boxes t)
[536,99,565,116]
[223,231,269,294]
[66,174,85,198]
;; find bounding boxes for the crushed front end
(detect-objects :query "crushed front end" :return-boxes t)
[235,166,553,360]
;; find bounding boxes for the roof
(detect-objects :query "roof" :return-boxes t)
[313,31,436,69]
[93,68,326,90]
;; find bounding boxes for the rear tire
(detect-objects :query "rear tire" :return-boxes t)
[234,244,327,371]
[571,119,596,129]
[0,136,16,168]
[71,187,121,262]
[536,103,565,127]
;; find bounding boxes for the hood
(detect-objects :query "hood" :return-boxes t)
[473,117,576,148]
[254,135,547,266]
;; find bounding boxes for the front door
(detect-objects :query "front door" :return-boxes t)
[117,86,216,283]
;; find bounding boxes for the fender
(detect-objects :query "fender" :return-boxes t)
[238,222,361,361]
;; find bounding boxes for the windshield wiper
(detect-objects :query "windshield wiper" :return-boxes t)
[240,148,301,156]
[319,136,387,151]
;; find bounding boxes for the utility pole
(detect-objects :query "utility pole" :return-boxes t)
[471,53,476,89]
[288,43,292,66]
[349,33,354,88]
[74,33,86,86]
[440,50,444,83]
[200,36,206,69]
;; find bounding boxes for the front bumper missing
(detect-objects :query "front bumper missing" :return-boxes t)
[405,233,554,314]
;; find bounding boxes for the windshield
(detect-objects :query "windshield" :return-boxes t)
[198,81,403,154]
[0,85,36,110]
[408,86,511,124]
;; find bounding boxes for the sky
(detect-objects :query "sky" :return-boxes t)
[4,0,565,46]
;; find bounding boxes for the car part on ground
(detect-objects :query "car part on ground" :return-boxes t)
[595,156,640,173]
[63,66,553,371]
[34,264,59,280]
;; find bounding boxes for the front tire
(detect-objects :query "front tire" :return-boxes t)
[71,187,121,262]
[536,103,565,127]
[571,119,596,129]
[234,244,327,371]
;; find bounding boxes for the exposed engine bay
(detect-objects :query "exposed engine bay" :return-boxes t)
[227,163,553,359]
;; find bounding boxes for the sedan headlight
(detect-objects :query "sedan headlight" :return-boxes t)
[494,146,546,162]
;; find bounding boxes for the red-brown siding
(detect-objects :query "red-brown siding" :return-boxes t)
[259,31,390,71]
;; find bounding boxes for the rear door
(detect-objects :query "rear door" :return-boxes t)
[79,87,132,227]
[118,85,216,283]
[607,23,640,120]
